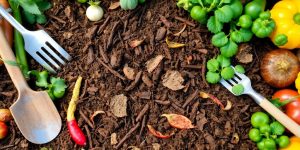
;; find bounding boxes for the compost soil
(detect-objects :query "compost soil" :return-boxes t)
[0,0,281,149]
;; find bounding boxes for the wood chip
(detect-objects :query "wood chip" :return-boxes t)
[110,94,128,118]
[145,55,164,73]
[129,39,144,48]
[162,70,185,91]
[123,64,136,80]
[111,133,118,145]
[152,143,161,150]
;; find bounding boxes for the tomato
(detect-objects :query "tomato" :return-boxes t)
[249,128,262,142]
[273,89,300,125]
[281,136,300,150]
[251,112,270,128]
[0,121,8,139]
[237,15,252,29]
[264,138,276,149]
[190,6,207,24]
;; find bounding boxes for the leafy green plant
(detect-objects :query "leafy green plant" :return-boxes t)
[29,70,67,100]
[9,0,52,24]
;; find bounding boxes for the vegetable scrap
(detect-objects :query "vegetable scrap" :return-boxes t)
[161,114,195,129]
[162,70,185,91]
[147,125,174,139]
[67,76,86,146]
[199,91,225,110]
[165,37,185,48]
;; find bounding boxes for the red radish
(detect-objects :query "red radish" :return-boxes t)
[0,121,8,139]
[161,114,195,129]
[67,76,86,146]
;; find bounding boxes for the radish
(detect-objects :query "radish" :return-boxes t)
[67,76,86,146]
[86,1,104,22]
[0,121,8,139]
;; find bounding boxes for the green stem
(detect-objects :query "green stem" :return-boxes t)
[218,0,224,7]
[294,13,300,25]
[199,0,204,8]
[207,0,217,12]
[9,0,29,79]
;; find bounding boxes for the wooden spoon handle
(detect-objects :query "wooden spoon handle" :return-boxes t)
[0,28,28,91]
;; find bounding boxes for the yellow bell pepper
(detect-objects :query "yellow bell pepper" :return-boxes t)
[295,72,300,94]
[281,136,300,150]
[270,0,300,49]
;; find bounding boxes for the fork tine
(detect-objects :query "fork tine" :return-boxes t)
[233,76,241,82]
[220,79,232,89]
[227,79,237,86]
[46,39,71,61]
[32,54,56,73]
[37,50,61,70]
[42,46,65,65]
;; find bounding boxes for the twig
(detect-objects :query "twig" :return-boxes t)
[80,79,88,99]
[183,89,199,108]
[171,103,185,114]
[84,125,93,148]
[0,145,14,150]
[99,45,109,63]
[201,56,209,88]
[174,16,196,27]
[138,5,147,27]
[154,100,171,105]
[141,73,153,87]
[8,122,15,145]
[107,21,120,51]
[48,15,66,24]
[115,122,141,149]
[97,16,111,35]
[125,71,142,91]
[97,58,126,80]
[182,64,202,69]
[197,49,208,54]
[139,115,147,138]
[79,110,94,129]
[159,15,171,28]
[136,104,149,122]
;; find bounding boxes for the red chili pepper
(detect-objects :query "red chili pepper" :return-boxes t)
[161,114,195,129]
[147,125,174,139]
[67,76,86,146]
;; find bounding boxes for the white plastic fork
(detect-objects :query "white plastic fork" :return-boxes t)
[220,67,300,137]
[0,6,71,73]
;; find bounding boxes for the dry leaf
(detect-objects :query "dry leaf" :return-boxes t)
[231,133,239,144]
[90,110,105,125]
[109,2,120,10]
[110,94,128,117]
[223,100,232,110]
[111,133,118,145]
[123,64,136,80]
[162,70,185,91]
[145,55,164,73]
[199,91,225,110]
[152,143,161,150]
[166,37,185,48]
[174,24,187,36]
[129,39,144,48]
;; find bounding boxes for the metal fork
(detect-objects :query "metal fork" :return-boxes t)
[220,67,300,137]
[0,6,71,73]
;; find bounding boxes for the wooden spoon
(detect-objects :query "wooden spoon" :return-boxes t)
[0,29,61,144]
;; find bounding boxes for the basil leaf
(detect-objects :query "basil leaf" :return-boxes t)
[217,55,231,68]
[239,28,253,42]
[230,31,243,43]
[220,40,238,58]
[221,67,234,80]
[207,58,220,72]
[206,71,221,84]
[215,5,233,23]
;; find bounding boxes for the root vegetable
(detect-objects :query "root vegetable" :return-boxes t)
[86,1,104,22]
[0,109,12,122]
[260,49,300,88]
[67,76,86,146]
[0,121,8,139]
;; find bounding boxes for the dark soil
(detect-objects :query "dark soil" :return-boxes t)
[0,0,280,149]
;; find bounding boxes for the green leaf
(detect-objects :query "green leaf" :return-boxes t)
[36,14,47,24]
[215,5,233,23]
[29,70,49,88]
[207,16,223,34]
[212,32,228,47]
[235,65,245,74]
[18,0,42,15]
[239,28,254,42]
[220,40,238,58]
[270,121,285,135]
[206,71,221,84]
[223,0,232,4]
[207,58,220,72]
[230,31,243,43]
[36,1,52,11]
[22,10,36,24]
[232,84,244,95]
[221,67,234,79]
[217,55,230,68]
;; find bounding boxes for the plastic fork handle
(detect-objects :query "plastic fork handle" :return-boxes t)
[0,28,28,91]
[0,5,27,33]
[259,98,300,137]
